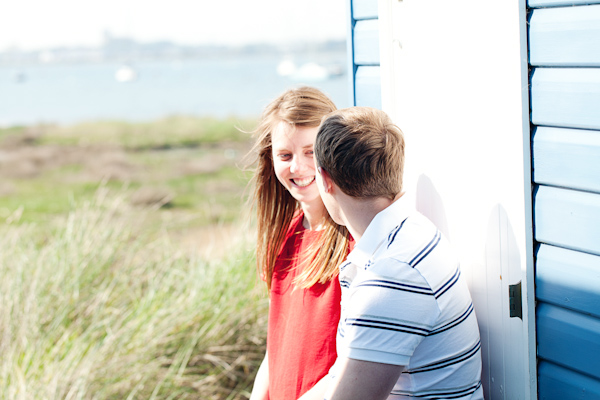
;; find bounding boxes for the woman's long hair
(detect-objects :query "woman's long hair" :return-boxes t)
[248,87,351,290]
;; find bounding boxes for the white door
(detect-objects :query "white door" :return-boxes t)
[377,0,536,398]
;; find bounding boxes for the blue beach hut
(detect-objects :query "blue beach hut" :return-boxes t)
[344,0,600,398]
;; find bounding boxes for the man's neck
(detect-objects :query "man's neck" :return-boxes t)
[339,195,397,242]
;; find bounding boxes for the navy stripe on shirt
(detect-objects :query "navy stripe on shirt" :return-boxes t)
[434,268,461,299]
[355,279,434,296]
[340,279,351,289]
[387,219,408,248]
[391,381,482,399]
[429,303,475,336]
[339,261,353,272]
[346,317,430,336]
[409,230,441,268]
[407,341,481,374]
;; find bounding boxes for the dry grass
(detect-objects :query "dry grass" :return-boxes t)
[0,189,267,399]
[0,117,255,229]
[0,117,267,398]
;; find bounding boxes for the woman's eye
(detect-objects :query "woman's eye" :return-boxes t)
[306,150,314,156]
[279,154,291,161]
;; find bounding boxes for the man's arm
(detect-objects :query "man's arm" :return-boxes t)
[249,352,269,400]
[326,358,404,400]
[299,357,404,400]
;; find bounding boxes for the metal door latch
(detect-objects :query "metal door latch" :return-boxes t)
[509,281,522,320]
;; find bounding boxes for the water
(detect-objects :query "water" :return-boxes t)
[0,51,350,126]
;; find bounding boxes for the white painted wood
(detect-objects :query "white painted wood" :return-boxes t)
[529,5,600,66]
[533,126,600,194]
[353,19,380,65]
[378,0,396,114]
[535,185,600,256]
[531,68,600,130]
[378,0,535,398]
[529,0,600,7]
[353,0,378,20]
[354,66,382,108]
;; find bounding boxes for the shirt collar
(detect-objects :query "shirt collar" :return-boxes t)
[346,194,413,266]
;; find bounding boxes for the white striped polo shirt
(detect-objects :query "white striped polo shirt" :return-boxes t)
[334,195,483,399]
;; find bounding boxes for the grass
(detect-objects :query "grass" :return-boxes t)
[0,188,267,399]
[34,116,254,150]
[0,116,256,226]
[0,117,267,398]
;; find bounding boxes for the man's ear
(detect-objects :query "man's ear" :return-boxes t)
[317,166,334,193]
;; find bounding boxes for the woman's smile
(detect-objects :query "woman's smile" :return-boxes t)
[291,176,316,188]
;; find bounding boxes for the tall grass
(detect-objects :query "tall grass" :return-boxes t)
[0,189,267,399]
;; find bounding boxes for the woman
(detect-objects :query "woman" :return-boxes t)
[248,87,352,400]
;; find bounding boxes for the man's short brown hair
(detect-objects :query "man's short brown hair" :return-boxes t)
[315,107,405,200]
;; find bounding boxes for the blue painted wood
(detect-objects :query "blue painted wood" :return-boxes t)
[532,126,600,194]
[353,19,380,66]
[537,303,600,380]
[352,0,378,20]
[355,66,381,109]
[347,0,357,106]
[538,361,600,399]
[530,0,600,8]
[534,186,600,256]
[531,68,600,130]
[529,5,600,66]
[536,244,600,318]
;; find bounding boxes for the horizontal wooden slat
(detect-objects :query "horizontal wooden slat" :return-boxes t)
[532,126,600,193]
[529,0,600,8]
[352,0,378,20]
[353,19,380,66]
[531,68,600,130]
[534,185,600,256]
[529,5,600,66]
[536,244,600,318]
[537,303,600,380]
[538,361,600,399]
[355,66,381,109]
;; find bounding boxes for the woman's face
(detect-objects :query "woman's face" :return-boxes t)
[271,122,322,209]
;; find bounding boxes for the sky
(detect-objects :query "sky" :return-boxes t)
[0,0,347,51]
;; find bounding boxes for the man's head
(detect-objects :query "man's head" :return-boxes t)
[315,107,405,202]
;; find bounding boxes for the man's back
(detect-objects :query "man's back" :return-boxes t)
[336,196,483,399]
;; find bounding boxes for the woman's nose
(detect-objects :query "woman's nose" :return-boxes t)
[290,156,306,174]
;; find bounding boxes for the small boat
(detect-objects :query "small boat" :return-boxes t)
[278,59,345,82]
[276,59,296,77]
[292,62,330,82]
[115,65,137,82]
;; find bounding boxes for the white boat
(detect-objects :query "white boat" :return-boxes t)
[115,65,137,82]
[292,62,330,82]
[278,59,345,82]
[276,59,296,77]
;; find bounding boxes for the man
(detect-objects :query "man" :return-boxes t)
[301,107,483,400]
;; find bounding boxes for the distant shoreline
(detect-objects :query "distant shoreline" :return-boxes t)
[0,37,346,68]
